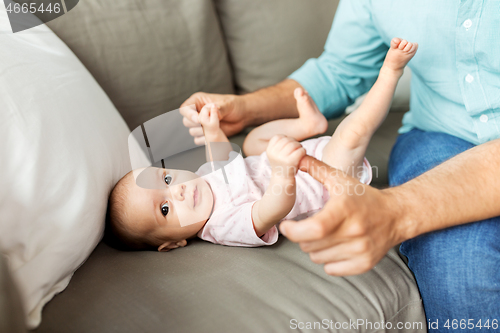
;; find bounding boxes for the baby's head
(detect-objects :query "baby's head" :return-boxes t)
[108,167,214,251]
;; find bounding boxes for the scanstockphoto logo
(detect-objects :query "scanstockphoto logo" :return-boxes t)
[4,0,78,33]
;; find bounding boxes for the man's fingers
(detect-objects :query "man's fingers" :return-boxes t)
[180,104,200,128]
[307,238,370,264]
[189,127,204,138]
[299,233,347,253]
[183,116,200,128]
[299,155,358,188]
[179,104,198,118]
[298,155,337,186]
[194,136,206,146]
[180,93,214,117]
[280,203,345,242]
[180,95,197,109]
[323,256,374,276]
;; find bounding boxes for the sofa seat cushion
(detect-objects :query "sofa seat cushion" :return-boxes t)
[34,238,425,333]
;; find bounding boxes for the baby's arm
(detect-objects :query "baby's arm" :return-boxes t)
[198,103,229,143]
[198,104,233,162]
[252,135,306,237]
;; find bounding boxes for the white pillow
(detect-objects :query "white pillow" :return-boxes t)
[0,6,131,329]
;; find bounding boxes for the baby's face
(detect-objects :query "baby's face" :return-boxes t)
[128,167,214,243]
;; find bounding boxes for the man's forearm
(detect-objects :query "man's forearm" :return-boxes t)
[389,138,500,242]
[241,79,302,127]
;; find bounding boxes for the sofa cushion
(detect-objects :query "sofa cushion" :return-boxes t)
[214,0,339,94]
[46,0,234,131]
[0,8,131,329]
[34,239,425,333]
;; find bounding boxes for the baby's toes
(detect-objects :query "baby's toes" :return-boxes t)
[410,42,419,53]
[294,87,309,103]
[403,42,414,52]
[398,39,408,50]
[390,37,402,49]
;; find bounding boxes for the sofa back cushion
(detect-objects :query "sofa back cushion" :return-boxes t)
[0,8,131,328]
[215,0,339,94]
[46,0,234,131]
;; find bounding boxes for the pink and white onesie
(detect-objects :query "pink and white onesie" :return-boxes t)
[196,136,372,247]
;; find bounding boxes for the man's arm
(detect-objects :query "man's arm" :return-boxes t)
[393,138,500,239]
[182,0,387,142]
[181,80,301,143]
[240,79,301,126]
[280,139,500,276]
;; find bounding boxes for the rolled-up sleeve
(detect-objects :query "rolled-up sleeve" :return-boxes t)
[289,0,388,119]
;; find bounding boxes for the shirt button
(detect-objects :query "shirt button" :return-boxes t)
[463,19,472,29]
[480,114,488,123]
[466,74,474,83]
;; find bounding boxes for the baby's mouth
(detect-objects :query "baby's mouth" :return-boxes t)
[193,186,199,208]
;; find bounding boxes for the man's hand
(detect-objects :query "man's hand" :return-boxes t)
[279,155,405,276]
[266,135,306,178]
[180,92,246,145]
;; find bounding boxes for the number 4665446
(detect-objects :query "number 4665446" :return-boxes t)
[443,319,498,330]
[6,2,61,14]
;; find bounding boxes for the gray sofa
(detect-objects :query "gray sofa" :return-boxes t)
[4,0,426,332]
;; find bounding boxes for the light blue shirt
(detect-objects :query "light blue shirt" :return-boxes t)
[289,0,500,145]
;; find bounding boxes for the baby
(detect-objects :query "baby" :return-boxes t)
[108,38,418,251]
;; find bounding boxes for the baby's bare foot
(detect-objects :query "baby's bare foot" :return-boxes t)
[294,88,328,136]
[383,37,418,76]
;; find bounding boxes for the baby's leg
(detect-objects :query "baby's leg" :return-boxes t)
[243,88,328,156]
[322,38,418,179]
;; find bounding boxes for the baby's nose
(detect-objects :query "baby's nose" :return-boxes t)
[172,183,186,201]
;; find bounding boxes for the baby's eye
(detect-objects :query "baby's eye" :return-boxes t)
[164,174,172,185]
[161,202,170,216]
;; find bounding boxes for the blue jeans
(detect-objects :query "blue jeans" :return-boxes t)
[388,129,500,332]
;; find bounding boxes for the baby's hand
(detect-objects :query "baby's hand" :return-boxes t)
[198,103,222,141]
[266,135,306,178]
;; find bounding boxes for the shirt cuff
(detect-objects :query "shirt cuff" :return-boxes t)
[258,226,279,245]
[250,202,279,246]
[360,157,372,185]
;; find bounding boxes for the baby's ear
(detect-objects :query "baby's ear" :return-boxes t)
[158,239,187,252]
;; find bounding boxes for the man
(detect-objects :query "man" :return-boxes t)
[181,0,500,330]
